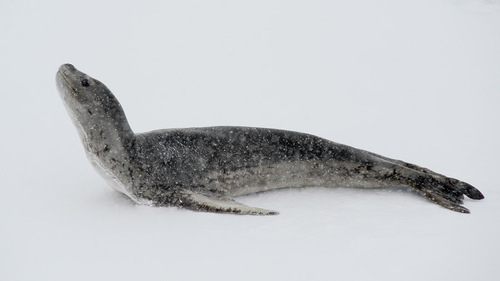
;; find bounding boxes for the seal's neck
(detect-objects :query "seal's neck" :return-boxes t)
[74,111,137,198]
[67,98,135,167]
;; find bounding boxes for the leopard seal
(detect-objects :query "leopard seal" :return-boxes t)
[56,63,484,214]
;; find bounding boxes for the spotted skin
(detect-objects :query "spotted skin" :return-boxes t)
[56,64,484,215]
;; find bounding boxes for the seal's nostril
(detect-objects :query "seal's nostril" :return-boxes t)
[59,63,76,73]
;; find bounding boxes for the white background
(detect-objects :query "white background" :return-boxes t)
[1,1,499,280]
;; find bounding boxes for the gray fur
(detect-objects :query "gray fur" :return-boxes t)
[56,64,484,215]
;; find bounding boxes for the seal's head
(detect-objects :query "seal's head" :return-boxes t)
[56,64,133,148]
[57,64,120,120]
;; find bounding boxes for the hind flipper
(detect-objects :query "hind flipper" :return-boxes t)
[178,190,279,215]
[418,188,470,213]
[367,151,485,203]
[407,174,484,213]
[455,180,484,200]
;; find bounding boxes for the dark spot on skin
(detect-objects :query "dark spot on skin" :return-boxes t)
[81,79,90,87]
[383,169,397,179]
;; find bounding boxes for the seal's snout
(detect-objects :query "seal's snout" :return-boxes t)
[57,64,80,85]
[56,64,80,96]
[59,63,76,73]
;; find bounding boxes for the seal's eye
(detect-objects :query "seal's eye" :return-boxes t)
[81,79,90,87]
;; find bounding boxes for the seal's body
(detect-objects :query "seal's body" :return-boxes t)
[56,64,484,214]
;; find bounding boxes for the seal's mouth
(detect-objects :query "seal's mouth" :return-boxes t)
[57,64,78,94]
[57,71,72,87]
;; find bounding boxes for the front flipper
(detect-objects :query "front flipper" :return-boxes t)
[179,190,279,215]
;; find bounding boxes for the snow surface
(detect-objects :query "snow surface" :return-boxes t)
[1,0,499,280]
